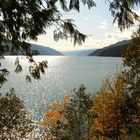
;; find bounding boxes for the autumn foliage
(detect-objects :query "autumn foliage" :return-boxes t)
[93,74,130,139]
[41,101,64,127]
[42,70,140,140]
[41,85,96,140]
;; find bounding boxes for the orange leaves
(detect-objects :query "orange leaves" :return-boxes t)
[93,73,127,139]
[41,86,96,139]
[45,111,60,118]
[41,75,138,139]
[42,111,63,127]
[41,96,72,129]
[41,101,64,128]
[63,95,71,104]
[47,101,62,111]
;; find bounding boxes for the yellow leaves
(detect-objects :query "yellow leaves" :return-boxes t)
[41,74,132,139]
[41,111,64,128]
[92,73,127,138]
[45,111,62,124]
[47,100,62,111]
[63,95,71,104]
[41,95,72,129]
[41,100,64,128]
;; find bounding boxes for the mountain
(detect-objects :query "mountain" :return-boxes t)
[4,44,63,56]
[62,49,95,56]
[31,44,63,55]
[89,40,130,57]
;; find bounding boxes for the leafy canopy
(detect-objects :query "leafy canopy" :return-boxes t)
[109,0,140,31]
[0,0,96,85]
[1,0,140,55]
[0,0,96,56]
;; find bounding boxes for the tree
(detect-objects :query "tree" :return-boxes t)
[0,0,140,54]
[0,62,9,88]
[0,0,96,84]
[0,1,96,138]
[1,0,140,138]
[122,26,140,139]
[0,0,96,56]
[1,0,140,84]
[0,89,34,139]
[41,85,96,140]
[123,25,140,99]
[91,25,140,140]
[93,73,137,140]
[41,100,64,139]
[0,0,139,54]
[109,0,140,31]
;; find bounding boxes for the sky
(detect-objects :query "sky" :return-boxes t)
[29,0,140,52]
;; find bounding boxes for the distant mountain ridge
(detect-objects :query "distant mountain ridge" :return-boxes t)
[89,40,130,57]
[62,49,95,56]
[4,43,63,56]
[31,44,63,55]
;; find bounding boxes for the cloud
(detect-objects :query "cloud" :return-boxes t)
[30,27,133,51]
[99,20,109,30]
[113,23,118,28]
[134,9,140,16]
[30,18,137,51]
[83,16,89,21]
[84,28,132,49]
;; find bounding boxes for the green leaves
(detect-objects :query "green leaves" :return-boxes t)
[0,69,9,76]
[26,75,32,83]
[69,0,80,11]
[81,0,96,9]
[28,60,48,80]
[69,0,96,11]
[0,68,9,88]
[15,57,23,73]
[109,0,140,31]
[121,26,140,138]
[0,0,140,55]
[0,0,95,56]
[59,0,68,11]
[54,20,86,46]
[15,64,23,73]
[0,74,8,88]
[13,56,48,82]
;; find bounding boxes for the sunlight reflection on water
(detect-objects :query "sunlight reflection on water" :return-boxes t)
[1,56,122,115]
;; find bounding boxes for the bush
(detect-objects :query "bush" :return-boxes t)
[0,89,33,139]
[41,85,96,140]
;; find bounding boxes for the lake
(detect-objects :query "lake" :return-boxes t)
[1,56,122,116]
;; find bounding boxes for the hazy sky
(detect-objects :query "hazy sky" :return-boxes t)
[30,0,140,51]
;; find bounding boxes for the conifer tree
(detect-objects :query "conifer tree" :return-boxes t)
[0,0,96,84]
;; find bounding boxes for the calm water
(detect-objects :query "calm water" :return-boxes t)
[1,56,122,115]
